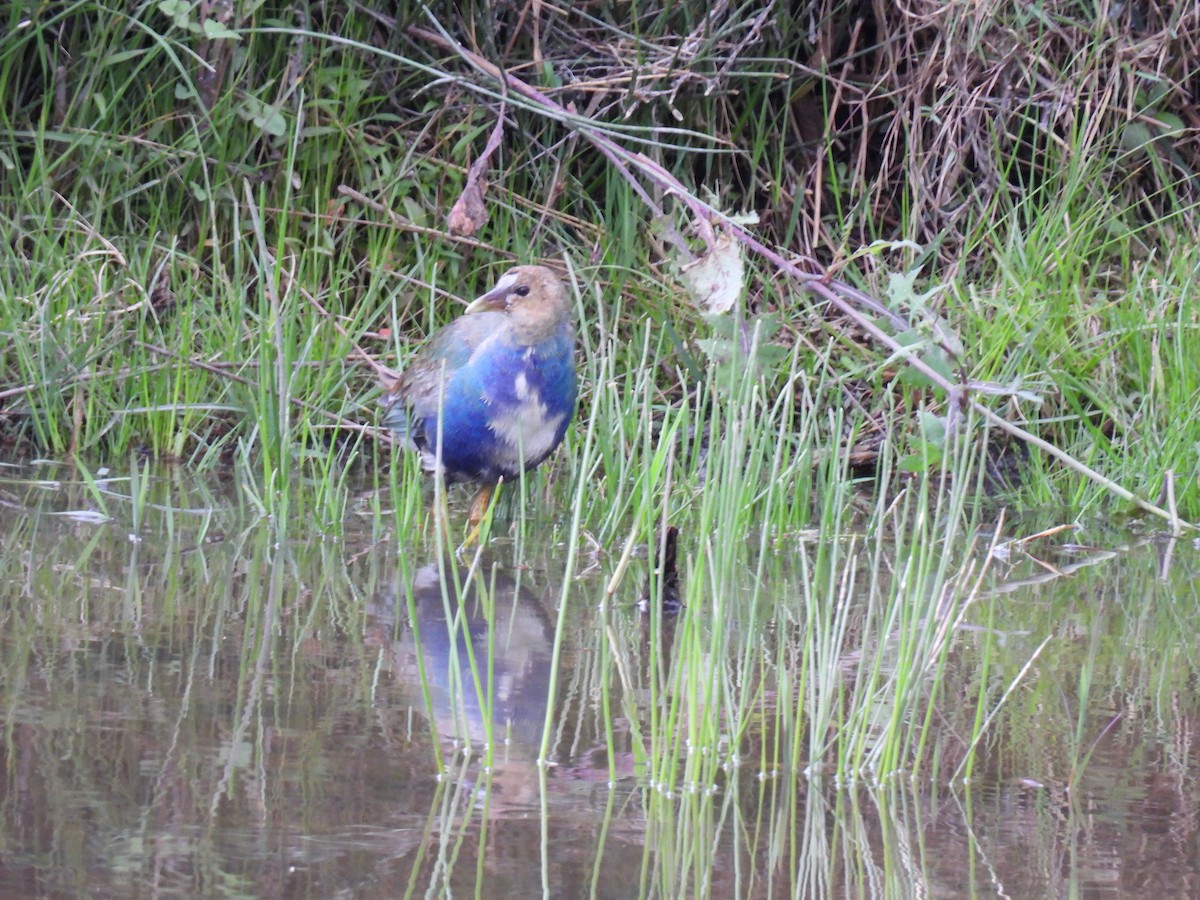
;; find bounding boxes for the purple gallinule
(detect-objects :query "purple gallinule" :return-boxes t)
[382,265,577,525]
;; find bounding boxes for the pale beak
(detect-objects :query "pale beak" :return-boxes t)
[464,273,517,314]
[464,291,506,314]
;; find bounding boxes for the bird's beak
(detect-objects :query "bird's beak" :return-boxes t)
[464,291,505,314]
[464,273,517,314]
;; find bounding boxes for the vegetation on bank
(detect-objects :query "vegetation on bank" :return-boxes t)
[3,1,1197,522]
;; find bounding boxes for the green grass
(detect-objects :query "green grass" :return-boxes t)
[2,3,1200,891]
[3,3,1197,525]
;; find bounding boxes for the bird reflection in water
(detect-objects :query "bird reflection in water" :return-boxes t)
[370,559,557,755]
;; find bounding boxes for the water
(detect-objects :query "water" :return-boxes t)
[0,461,1197,897]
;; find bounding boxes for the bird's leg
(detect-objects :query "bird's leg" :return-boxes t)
[459,480,501,550]
[467,483,495,527]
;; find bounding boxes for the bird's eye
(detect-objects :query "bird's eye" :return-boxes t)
[514,285,530,297]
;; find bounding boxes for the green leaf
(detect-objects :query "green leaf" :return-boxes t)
[1120,120,1153,153]
[257,108,286,137]
[103,49,145,65]
[158,0,196,30]
[202,18,240,40]
[897,443,942,472]
[1151,111,1184,138]
[238,96,287,137]
[917,410,946,446]
[920,347,956,382]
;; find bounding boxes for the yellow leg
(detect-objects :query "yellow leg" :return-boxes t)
[466,483,495,527]
[459,481,500,550]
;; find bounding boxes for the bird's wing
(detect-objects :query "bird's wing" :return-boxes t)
[392,311,506,415]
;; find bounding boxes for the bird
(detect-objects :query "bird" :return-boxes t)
[381,265,577,528]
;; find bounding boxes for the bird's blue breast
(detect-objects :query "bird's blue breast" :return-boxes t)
[405,322,576,483]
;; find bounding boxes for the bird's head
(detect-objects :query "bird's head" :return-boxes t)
[465,265,571,342]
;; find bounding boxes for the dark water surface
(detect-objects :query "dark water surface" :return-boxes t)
[1,462,1197,897]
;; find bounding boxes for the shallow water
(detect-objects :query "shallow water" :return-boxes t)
[0,461,1197,897]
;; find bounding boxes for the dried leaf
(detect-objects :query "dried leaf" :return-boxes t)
[679,232,744,314]
[447,111,506,236]
[447,178,488,236]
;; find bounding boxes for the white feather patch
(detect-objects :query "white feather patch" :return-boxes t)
[487,388,564,469]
